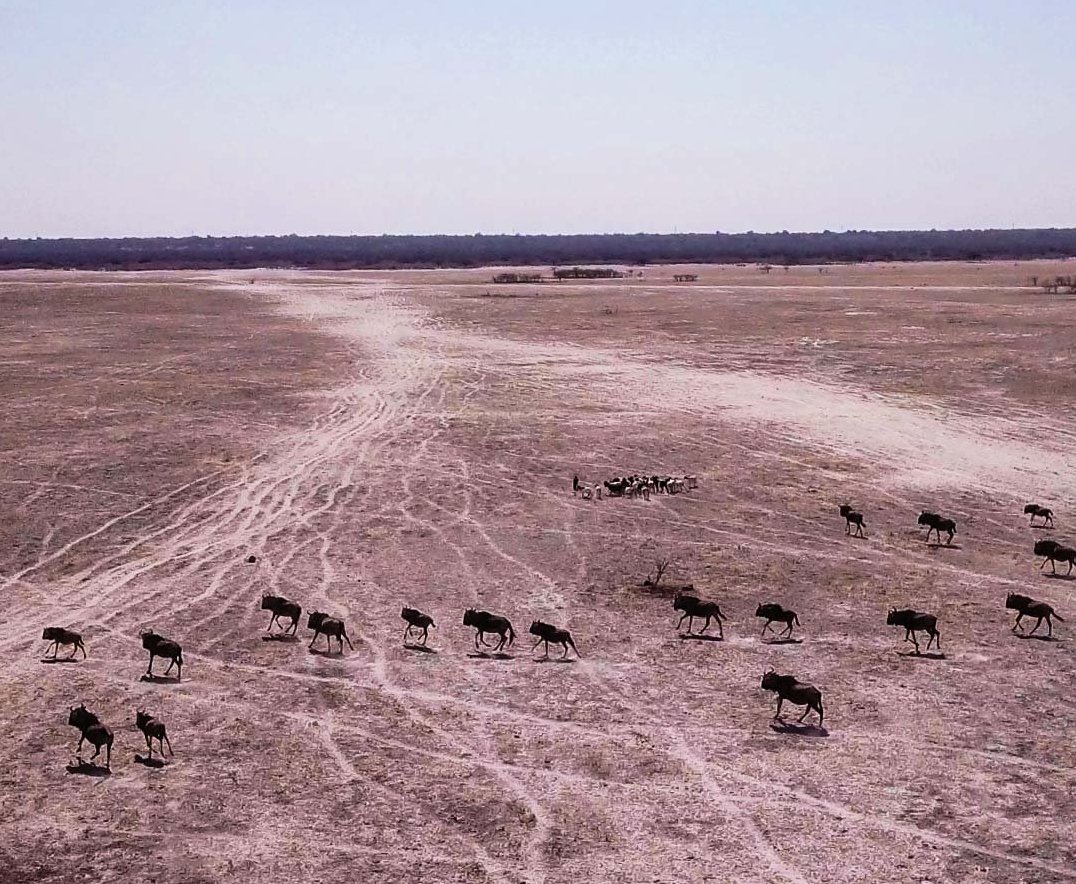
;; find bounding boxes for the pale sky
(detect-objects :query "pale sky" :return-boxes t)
[1,1,1074,238]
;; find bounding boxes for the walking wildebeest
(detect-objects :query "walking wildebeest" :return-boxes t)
[755,603,799,640]
[141,631,183,680]
[135,709,174,759]
[307,612,353,653]
[886,608,941,654]
[261,594,301,636]
[401,607,436,646]
[68,704,113,769]
[839,504,865,537]
[1006,593,1064,637]
[673,594,726,638]
[760,670,824,726]
[41,627,86,660]
[918,511,957,545]
[529,620,580,659]
[1024,504,1054,527]
[462,609,515,653]
[1034,539,1075,575]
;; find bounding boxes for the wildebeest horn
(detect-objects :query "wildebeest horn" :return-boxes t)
[764,666,775,674]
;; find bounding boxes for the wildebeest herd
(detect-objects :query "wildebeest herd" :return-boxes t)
[573,472,698,501]
[43,495,1067,767]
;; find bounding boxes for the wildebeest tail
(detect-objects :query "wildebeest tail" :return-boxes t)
[1055,612,1066,621]
[794,613,801,625]
[567,634,581,657]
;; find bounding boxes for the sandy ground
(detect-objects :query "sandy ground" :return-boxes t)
[1,262,1074,884]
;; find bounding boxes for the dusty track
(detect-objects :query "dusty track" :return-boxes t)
[1,263,1074,883]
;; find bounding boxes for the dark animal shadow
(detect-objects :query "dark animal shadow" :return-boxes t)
[308,647,345,658]
[927,543,962,550]
[404,644,437,654]
[466,652,514,661]
[1015,633,1061,643]
[679,633,724,642]
[134,755,167,769]
[534,656,577,664]
[140,674,181,684]
[763,638,803,646]
[41,657,81,664]
[262,634,299,643]
[1044,572,1075,581]
[770,722,829,738]
[897,651,947,660]
[66,761,111,777]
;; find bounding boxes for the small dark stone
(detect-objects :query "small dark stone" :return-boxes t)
[246,555,257,564]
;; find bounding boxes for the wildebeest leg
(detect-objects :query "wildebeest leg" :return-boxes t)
[67,643,78,659]
[561,641,570,659]
[1050,558,1057,574]
[90,743,101,763]
[145,732,154,757]
[797,705,811,722]
[761,621,772,637]
[531,637,544,651]
[46,641,58,659]
[945,530,953,546]
[781,620,794,638]
[1046,615,1053,637]
[541,640,550,659]
[1029,616,1043,636]
[404,625,413,643]
[267,613,278,632]
[1012,612,1023,632]
[774,697,784,720]
[76,733,85,756]
[1040,557,1049,570]
[309,631,319,649]
[164,734,173,755]
[910,631,921,654]
[165,657,175,675]
[147,653,156,676]
[845,521,851,535]
[717,618,724,640]
[495,632,508,653]
[342,630,353,650]
[677,612,689,630]
[420,626,429,646]
[856,523,864,538]
[473,631,482,651]
[700,615,711,634]
[105,741,111,769]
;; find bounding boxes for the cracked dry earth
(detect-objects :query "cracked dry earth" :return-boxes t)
[1,262,1074,884]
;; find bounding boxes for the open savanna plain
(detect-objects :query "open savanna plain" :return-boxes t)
[1,262,1075,884]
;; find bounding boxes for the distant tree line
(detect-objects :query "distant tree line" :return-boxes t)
[2,228,1075,271]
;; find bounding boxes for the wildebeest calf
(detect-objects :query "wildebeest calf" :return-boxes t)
[886,608,940,654]
[839,504,865,537]
[41,627,86,660]
[1024,504,1054,527]
[141,631,183,680]
[673,594,725,638]
[261,594,302,636]
[463,608,515,653]
[401,606,436,646]
[307,612,353,653]
[918,511,957,545]
[529,620,580,658]
[760,670,824,726]
[68,704,113,769]
[136,709,174,758]
[1006,593,1064,637]
[1034,539,1075,575]
[755,603,799,640]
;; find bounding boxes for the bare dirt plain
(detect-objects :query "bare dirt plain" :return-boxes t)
[1,262,1075,884]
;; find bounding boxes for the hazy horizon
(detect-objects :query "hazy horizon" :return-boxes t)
[3,1,1074,239]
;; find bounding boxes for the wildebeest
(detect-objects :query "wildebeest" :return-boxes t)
[135,709,174,758]
[673,594,726,638]
[1024,504,1054,527]
[401,606,436,646]
[68,704,113,769]
[755,603,799,640]
[1006,593,1065,637]
[529,620,580,658]
[141,631,183,680]
[918,511,957,545]
[1034,539,1075,575]
[760,670,824,726]
[261,594,301,636]
[307,612,353,653]
[886,608,941,654]
[838,504,865,538]
[462,608,515,653]
[41,627,86,660]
